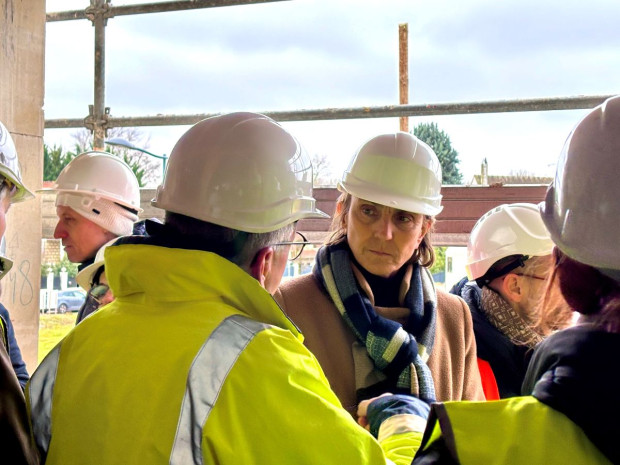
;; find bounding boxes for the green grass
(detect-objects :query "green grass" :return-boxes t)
[38,313,76,363]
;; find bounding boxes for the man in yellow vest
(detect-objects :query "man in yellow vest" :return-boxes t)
[27,112,430,464]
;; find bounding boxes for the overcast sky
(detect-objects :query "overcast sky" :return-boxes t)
[44,0,620,186]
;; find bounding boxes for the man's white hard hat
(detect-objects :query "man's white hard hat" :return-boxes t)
[152,112,328,233]
[41,151,142,212]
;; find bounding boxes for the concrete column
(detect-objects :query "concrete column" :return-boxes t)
[0,0,46,372]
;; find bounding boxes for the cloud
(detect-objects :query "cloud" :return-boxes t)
[43,0,620,183]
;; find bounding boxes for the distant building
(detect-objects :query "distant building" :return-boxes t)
[444,246,468,291]
[469,158,553,186]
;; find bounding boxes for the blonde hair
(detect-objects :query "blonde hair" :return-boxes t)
[515,255,574,337]
[325,192,436,268]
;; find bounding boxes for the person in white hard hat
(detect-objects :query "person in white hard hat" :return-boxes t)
[385,96,620,464]
[0,120,39,464]
[41,151,142,323]
[450,203,572,398]
[27,113,430,465]
[275,131,484,422]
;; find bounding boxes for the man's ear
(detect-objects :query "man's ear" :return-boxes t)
[501,273,524,303]
[250,247,274,288]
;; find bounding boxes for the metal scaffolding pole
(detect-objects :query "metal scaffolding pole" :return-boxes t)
[88,0,108,149]
[45,95,615,129]
[398,24,409,132]
[46,0,289,22]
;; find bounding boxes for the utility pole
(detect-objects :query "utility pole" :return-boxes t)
[399,23,409,133]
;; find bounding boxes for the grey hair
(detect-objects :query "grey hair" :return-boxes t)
[232,223,295,270]
[164,211,295,270]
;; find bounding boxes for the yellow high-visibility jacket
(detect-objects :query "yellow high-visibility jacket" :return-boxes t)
[28,243,422,464]
[415,396,611,464]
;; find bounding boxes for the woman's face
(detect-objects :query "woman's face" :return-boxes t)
[345,196,430,278]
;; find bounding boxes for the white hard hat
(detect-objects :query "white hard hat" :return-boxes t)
[152,112,329,233]
[339,132,443,216]
[466,203,554,281]
[76,238,117,290]
[540,95,620,279]
[41,151,142,212]
[0,121,34,203]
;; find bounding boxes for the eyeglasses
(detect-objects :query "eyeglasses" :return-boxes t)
[514,273,547,281]
[271,231,309,261]
[88,283,110,305]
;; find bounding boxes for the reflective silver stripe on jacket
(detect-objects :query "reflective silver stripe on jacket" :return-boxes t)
[27,344,61,459]
[169,314,270,465]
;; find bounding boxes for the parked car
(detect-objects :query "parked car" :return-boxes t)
[55,288,86,314]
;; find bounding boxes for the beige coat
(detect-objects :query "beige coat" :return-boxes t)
[274,273,484,416]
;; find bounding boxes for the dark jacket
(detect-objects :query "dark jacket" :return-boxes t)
[0,322,39,464]
[0,304,29,389]
[450,278,530,397]
[74,255,97,325]
[523,325,620,464]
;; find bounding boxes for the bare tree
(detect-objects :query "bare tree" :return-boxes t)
[311,153,338,186]
[71,127,160,186]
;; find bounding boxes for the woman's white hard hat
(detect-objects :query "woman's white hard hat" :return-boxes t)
[339,131,443,216]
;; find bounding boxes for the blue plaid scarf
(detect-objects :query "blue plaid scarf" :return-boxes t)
[313,241,437,403]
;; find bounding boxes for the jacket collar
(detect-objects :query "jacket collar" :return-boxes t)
[104,241,301,338]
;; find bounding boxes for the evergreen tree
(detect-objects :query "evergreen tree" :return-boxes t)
[412,122,463,185]
[43,144,77,181]
[430,246,446,276]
